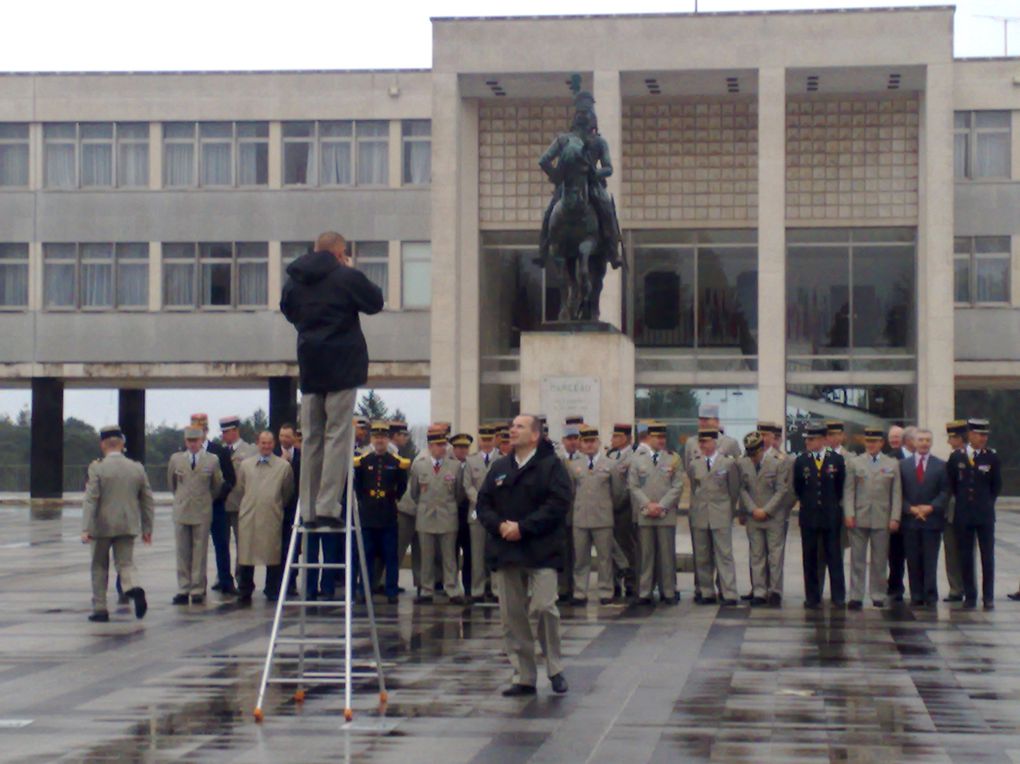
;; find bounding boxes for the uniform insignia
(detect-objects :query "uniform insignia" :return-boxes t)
[495,473,507,487]
[443,473,456,482]
[978,464,991,473]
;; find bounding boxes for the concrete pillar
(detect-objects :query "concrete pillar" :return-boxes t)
[594,70,623,329]
[918,63,955,456]
[456,99,481,436]
[30,378,64,500]
[118,389,146,464]
[269,376,299,435]
[756,67,787,426]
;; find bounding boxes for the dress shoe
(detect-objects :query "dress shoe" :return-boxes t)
[569,597,587,606]
[220,583,239,596]
[698,596,718,606]
[414,596,434,605]
[485,592,499,603]
[501,684,537,697]
[750,597,768,607]
[449,596,466,606]
[984,600,995,611]
[872,600,885,608]
[550,673,569,694]
[740,593,754,601]
[804,601,821,610]
[88,611,110,623]
[172,594,189,605]
[943,594,964,602]
[910,599,925,607]
[117,593,130,605]
[890,593,904,603]
[237,595,253,606]
[636,597,653,605]
[832,601,846,608]
[720,599,738,607]
[211,581,224,592]
[397,586,407,594]
[1007,592,1020,602]
[387,596,399,604]
[126,587,147,620]
[962,599,977,609]
[660,597,677,606]
[191,595,205,605]
[767,593,782,607]
[599,597,614,605]
[847,600,863,611]
[557,594,572,604]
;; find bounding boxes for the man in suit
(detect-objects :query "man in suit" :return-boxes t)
[944,420,967,603]
[462,425,499,603]
[737,431,789,607]
[217,415,254,596]
[794,422,846,609]
[948,418,1001,609]
[843,427,902,609]
[190,413,237,596]
[167,426,224,605]
[885,424,915,602]
[899,428,949,607]
[274,423,301,596]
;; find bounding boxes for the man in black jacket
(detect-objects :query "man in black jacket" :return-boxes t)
[477,414,572,697]
[191,413,237,595]
[280,232,384,527]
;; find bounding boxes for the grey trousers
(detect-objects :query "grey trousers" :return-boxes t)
[174,521,210,596]
[693,527,737,601]
[573,526,614,600]
[397,512,421,588]
[747,522,787,597]
[493,566,563,687]
[469,521,490,597]
[419,531,461,597]
[299,388,357,522]
[638,525,676,599]
[849,526,889,603]
[91,536,136,612]
[942,522,964,598]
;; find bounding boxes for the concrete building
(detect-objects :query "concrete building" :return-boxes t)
[1,6,1019,496]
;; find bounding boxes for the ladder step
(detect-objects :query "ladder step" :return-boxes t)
[275,637,348,646]
[288,562,347,570]
[280,600,349,608]
[267,672,381,684]
[294,527,348,534]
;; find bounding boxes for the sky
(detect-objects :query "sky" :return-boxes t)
[0,0,1015,429]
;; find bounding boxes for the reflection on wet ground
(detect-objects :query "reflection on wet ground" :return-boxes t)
[4,504,1020,762]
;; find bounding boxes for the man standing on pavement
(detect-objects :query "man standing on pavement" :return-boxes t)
[218,415,254,596]
[899,429,949,607]
[275,423,302,597]
[737,431,789,607]
[606,423,637,599]
[191,413,236,596]
[886,425,916,602]
[944,420,967,603]
[462,425,499,603]
[477,414,572,697]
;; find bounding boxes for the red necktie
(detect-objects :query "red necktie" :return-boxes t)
[916,456,924,483]
[433,461,441,475]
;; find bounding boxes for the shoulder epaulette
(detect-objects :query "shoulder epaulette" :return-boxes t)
[397,456,411,469]
[353,454,365,467]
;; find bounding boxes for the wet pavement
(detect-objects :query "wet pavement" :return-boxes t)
[4,504,1020,763]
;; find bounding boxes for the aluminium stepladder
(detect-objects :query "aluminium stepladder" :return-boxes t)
[254,440,387,723]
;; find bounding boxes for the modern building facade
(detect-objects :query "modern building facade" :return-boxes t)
[1,6,1019,496]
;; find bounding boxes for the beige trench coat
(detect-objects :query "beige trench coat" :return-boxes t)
[235,453,294,566]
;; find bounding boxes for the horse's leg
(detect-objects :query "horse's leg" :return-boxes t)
[559,253,576,322]
[577,239,596,320]
[588,245,607,322]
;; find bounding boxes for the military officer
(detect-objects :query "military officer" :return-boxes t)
[683,403,741,471]
[942,420,966,603]
[826,420,849,457]
[843,427,902,609]
[948,418,1001,609]
[354,417,371,454]
[497,426,514,457]
[606,423,637,598]
[794,422,847,609]
[561,424,582,462]
[737,431,789,607]
[218,415,256,596]
[167,426,224,605]
[409,430,466,604]
[628,422,683,605]
[463,425,499,603]
[81,425,154,622]
[557,423,583,601]
[390,421,414,460]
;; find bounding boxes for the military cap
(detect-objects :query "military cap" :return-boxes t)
[636,422,650,436]
[647,422,667,435]
[804,422,828,438]
[743,431,764,451]
[613,423,633,436]
[354,417,370,429]
[450,433,473,447]
[757,420,781,435]
[697,403,720,419]
[579,425,599,440]
[478,424,496,438]
[698,428,719,440]
[563,425,580,438]
[564,415,584,426]
[968,418,990,434]
[219,415,241,431]
[190,412,208,425]
[946,419,968,436]
[825,420,845,433]
[99,425,124,441]
[498,429,511,443]
[184,426,204,440]
[389,420,408,434]
[863,427,884,440]
[370,421,391,436]
[427,431,448,444]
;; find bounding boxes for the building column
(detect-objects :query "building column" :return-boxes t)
[269,377,299,435]
[594,70,623,329]
[118,389,146,464]
[918,63,955,455]
[756,67,787,426]
[456,99,481,435]
[30,377,64,500]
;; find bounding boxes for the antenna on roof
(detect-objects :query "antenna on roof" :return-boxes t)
[975,14,1020,55]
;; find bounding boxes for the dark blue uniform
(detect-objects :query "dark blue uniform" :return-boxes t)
[353,450,409,598]
[793,450,846,606]
[947,448,1002,605]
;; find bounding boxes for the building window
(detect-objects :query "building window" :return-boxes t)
[954,236,1010,305]
[955,111,1010,180]
[282,120,389,187]
[43,123,149,189]
[402,120,431,185]
[282,241,312,278]
[42,242,149,310]
[401,242,431,308]
[0,243,29,308]
[164,122,268,188]
[0,124,29,187]
[354,241,389,302]
[162,242,267,309]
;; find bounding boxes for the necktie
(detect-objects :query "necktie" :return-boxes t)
[433,460,441,475]
[190,454,196,470]
[259,455,270,465]
[652,452,659,466]
[873,455,879,464]
[754,461,760,475]
[706,457,712,472]
[588,456,595,471]
[916,456,924,482]
[483,452,490,467]
[814,453,823,471]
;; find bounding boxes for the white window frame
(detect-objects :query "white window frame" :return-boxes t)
[954,235,1011,306]
[162,242,268,310]
[43,123,150,189]
[0,124,30,188]
[401,119,431,186]
[401,241,432,310]
[163,122,269,188]
[281,120,390,188]
[954,111,1011,181]
[41,242,150,311]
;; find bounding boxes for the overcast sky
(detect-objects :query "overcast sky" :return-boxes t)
[0,1,1014,430]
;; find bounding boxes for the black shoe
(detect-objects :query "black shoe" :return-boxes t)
[872,600,886,608]
[126,587,148,619]
[191,595,205,605]
[569,597,587,606]
[387,596,399,604]
[550,673,568,694]
[767,593,782,607]
[694,591,704,604]
[211,581,224,592]
[698,596,718,606]
[636,597,653,605]
[740,593,754,601]
[485,592,499,603]
[557,594,572,604]
[117,593,130,605]
[832,601,846,608]
[962,599,977,609]
[750,596,768,607]
[720,599,738,607]
[88,611,110,623]
[890,594,904,603]
[172,594,189,605]
[502,684,537,697]
[237,594,253,606]
[414,596,433,605]
[984,601,995,611]
[397,586,407,594]
[944,594,964,602]
[804,601,821,610]
[1007,592,1020,602]
[847,600,863,611]
[449,595,466,606]
[910,599,925,607]
[220,583,239,596]
[599,597,614,605]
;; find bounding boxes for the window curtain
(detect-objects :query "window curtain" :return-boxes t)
[81,263,113,306]
[201,143,232,185]
[0,144,29,186]
[238,262,267,306]
[404,141,431,184]
[44,264,76,307]
[117,263,148,307]
[238,143,268,186]
[321,142,351,185]
[975,133,1009,178]
[357,141,388,185]
[81,144,113,187]
[0,264,28,306]
[45,144,76,188]
[164,144,194,186]
[361,262,388,301]
[163,263,194,306]
[118,143,149,187]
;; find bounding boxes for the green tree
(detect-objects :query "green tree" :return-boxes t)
[239,408,270,443]
[357,390,390,421]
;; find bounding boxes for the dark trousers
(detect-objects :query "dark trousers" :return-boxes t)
[903,528,941,604]
[558,524,575,597]
[359,526,399,598]
[957,523,995,603]
[238,564,282,599]
[887,529,906,597]
[457,520,472,595]
[305,530,342,598]
[801,526,845,605]
[210,499,233,586]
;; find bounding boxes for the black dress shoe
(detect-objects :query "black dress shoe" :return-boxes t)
[126,587,147,620]
[962,599,977,609]
[172,594,189,605]
[220,584,239,596]
[698,596,718,606]
[740,593,754,601]
[890,594,904,603]
[387,596,399,604]
[117,593,130,605]
[910,599,925,607]
[750,597,768,607]
[501,684,537,697]
[599,597,614,605]
[550,673,568,694]
[984,601,995,611]
[557,594,572,604]
[1007,592,1020,602]
[804,601,821,610]
[191,595,205,605]
[767,593,782,607]
[720,599,738,607]
[872,600,886,608]
[832,601,846,608]
[847,600,863,611]
[211,581,224,592]
[88,611,110,622]
[414,596,433,604]
[636,597,653,605]
[449,596,466,606]
[237,594,253,606]
[569,597,587,606]
[944,594,964,602]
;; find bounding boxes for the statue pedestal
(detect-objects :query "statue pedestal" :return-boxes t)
[520,324,635,443]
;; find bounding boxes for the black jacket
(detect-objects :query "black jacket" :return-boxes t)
[207,440,235,503]
[476,439,572,571]
[353,450,409,529]
[280,251,384,394]
[793,450,845,530]
[274,446,301,519]
[899,454,949,531]
[947,448,1002,527]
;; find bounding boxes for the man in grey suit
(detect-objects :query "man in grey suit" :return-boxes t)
[900,429,949,607]
[167,427,225,605]
[843,427,902,609]
[81,425,155,622]
[737,431,789,606]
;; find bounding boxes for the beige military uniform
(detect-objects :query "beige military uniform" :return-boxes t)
[628,449,683,600]
[235,454,295,566]
[943,449,964,599]
[224,440,257,541]
[844,452,902,603]
[82,452,155,613]
[688,452,741,601]
[684,432,742,472]
[409,454,465,598]
[558,450,583,597]
[167,450,224,596]
[738,453,790,599]
[396,452,426,590]
[569,453,625,601]
[606,446,637,587]
[463,448,499,597]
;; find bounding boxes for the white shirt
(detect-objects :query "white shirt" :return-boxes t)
[515,448,537,469]
[901,446,913,459]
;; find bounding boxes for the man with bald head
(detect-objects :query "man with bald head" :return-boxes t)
[886,424,915,602]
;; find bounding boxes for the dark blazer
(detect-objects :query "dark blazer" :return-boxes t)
[793,450,845,530]
[206,440,235,502]
[280,250,384,394]
[476,439,572,571]
[947,448,1002,527]
[899,454,949,531]
[274,446,301,518]
[353,450,408,529]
